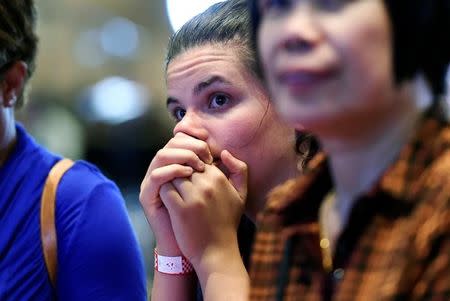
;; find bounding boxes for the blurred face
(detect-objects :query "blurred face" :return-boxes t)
[0,61,26,162]
[166,44,296,205]
[256,0,395,134]
[0,87,7,151]
[0,77,15,163]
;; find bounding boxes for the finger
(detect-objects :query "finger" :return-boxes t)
[159,182,185,215]
[171,177,195,202]
[220,150,248,200]
[151,148,205,171]
[167,132,213,164]
[140,164,193,202]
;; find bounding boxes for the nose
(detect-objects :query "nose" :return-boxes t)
[172,111,209,141]
[277,2,321,54]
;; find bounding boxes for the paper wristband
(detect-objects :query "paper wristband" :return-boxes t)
[154,249,194,275]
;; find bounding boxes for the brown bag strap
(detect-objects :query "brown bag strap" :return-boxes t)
[40,158,74,288]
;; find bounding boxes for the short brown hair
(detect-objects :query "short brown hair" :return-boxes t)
[0,0,38,107]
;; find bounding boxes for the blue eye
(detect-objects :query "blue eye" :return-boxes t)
[209,94,230,109]
[172,107,186,121]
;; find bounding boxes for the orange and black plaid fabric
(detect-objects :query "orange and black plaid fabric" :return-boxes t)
[249,111,450,301]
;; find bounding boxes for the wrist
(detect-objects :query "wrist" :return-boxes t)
[154,249,194,275]
[194,243,249,301]
[155,243,183,257]
[193,239,245,283]
[154,232,182,256]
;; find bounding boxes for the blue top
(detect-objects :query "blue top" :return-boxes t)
[0,124,147,300]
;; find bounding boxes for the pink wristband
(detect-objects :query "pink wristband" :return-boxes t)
[154,249,194,275]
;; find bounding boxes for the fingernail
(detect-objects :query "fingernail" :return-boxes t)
[198,160,205,170]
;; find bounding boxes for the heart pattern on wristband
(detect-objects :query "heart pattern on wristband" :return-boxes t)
[154,249,194,275]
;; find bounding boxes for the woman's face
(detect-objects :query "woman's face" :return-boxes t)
[256,0,395,133]
[166,44,296,208]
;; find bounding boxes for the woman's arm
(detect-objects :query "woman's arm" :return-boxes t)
[140,132,212,301]
[57,175,147,301]
[160,150,250,301]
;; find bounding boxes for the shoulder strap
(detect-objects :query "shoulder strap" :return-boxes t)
[40,158,74,288]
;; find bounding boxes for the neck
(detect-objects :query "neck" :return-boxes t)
[320,85,425,225]
[0,108,17,167]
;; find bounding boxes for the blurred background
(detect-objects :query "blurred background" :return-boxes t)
[15,0,450,295]
[16,0,224,294]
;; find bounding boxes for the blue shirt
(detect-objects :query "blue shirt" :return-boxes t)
[0,124,147,300]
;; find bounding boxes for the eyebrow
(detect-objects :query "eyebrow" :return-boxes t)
[166,75,232,107]
[193,75,231,95]
[166,97,178,108]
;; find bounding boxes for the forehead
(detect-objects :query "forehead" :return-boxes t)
[166,44,246,86]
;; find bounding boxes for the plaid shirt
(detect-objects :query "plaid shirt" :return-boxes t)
[249,111,450,301]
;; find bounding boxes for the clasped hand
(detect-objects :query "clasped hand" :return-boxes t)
[140,132,248,269]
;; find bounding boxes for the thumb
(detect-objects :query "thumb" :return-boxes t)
[220,150,248,200]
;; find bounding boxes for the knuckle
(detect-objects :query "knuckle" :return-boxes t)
[238,162,248,173]
[155,149,167,159]
[139,178,146,192]
[139,187,151,204]
[202,183,215,198]
[178,207,193,219]
[148,169,165,184]
[212,170,226,182]
[167,135,179,144]
[190,200,206,211]
[188,152,199,162]
[197,141,209,151]
[138,191,144,203]
[195,141,209,156]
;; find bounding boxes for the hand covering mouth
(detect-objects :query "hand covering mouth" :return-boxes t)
[212,158,230,177]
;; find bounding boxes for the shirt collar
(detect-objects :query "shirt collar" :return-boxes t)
[262,108,449,221]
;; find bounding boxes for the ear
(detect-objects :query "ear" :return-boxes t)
[1,61,28,108]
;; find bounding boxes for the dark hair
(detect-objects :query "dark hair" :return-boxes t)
[165,0,262,81]
[0,0,38,107]
[248,0,450,97]
[167,0,317,164]
[384,0,450,96]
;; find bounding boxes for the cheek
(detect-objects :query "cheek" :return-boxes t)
[213,110,269,162]
[221,119,261,152]
[332,16,392,102]
[257,23,274,75]
[239,111,281,155]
